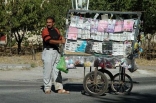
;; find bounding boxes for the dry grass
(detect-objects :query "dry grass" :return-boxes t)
[0,52,156,68]
[0,52,43,68]
[136,58,156,66]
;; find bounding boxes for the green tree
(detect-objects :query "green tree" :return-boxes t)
[142,0,156,34]
[4,0,43,54]
[39,0,71,34]
[1,0,156,55]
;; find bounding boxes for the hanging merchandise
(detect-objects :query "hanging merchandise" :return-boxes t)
[85,40,93,54]
[123,32,135,41]
[67,26,78,40]
[107,19,116,33]
[70,16,78,27]
[83,18,91,30]
[90,33,96,40]
[114,19,124,32]
[65,10,141,75]
[92,42,103,54]
[70,42,78,52]
[134,42,139,50]
[108,33,114,41]
[77,16,84,29]
[75,40,87,52]
[103,32,109,41]
[123,19,135,32]
[90,19,98,34]
[97,20,108,32]
[81,29,90,39]
[109,33,124,41]
[64,40,71,51]
[78,28,82,38]
[112,42,124,56]
[102,41,112,55]
[64,40,77,52]
[133,42,139,54]
[123,41,132,58]
[97,32,104,41]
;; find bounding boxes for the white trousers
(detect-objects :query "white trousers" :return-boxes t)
[42,48,63,91]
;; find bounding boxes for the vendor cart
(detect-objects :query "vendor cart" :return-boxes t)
[63,9,142,96]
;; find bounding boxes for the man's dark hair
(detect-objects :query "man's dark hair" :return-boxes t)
[46,16,55,22]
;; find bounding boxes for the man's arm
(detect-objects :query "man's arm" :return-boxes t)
[49,39,62,44]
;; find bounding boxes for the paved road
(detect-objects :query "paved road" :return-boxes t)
[0,66,156,103]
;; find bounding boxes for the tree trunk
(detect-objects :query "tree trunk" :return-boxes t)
[17,40,22,54]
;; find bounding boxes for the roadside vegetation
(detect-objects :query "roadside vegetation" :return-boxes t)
[0,0,156,61]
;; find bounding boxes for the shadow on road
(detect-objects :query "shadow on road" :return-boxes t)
[40,83,84,93]
[96,92,156,103]
[63,83,84,92]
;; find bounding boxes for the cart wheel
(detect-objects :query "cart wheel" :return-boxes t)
[111,73,133,95]
[83,71,108,96]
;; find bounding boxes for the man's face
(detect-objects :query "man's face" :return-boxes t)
[46,19,54,28]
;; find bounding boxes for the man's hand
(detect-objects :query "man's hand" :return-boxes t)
[61,37,66,44]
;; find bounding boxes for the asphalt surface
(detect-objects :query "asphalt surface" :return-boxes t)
[0,65,156,103]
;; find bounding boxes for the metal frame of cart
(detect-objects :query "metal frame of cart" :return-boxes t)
[64,9,142,96]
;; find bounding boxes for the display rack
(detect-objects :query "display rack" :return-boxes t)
[63,9,142,70]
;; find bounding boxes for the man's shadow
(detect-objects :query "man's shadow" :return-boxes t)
[40,83,83,93]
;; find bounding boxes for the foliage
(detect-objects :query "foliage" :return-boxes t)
[142,0,156,34]
[0,0,156,54]
[39,0,72,34]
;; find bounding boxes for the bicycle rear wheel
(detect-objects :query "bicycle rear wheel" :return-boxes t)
[111,73,133,95]
[83,71,108,96]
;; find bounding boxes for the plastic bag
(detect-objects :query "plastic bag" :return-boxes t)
[56,56,68,73]
[65,56,76,69]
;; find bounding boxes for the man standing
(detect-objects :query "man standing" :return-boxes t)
[41,16,69,94]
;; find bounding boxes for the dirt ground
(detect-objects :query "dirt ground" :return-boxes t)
[0,52,156,68]
[0,52,43,68]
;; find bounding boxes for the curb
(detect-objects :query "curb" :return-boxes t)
[0,64,31,70]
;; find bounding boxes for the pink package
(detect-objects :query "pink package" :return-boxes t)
[67,26,78,40]
[114,20,124,32]
[123,19,134,32]
[97,20,108,32]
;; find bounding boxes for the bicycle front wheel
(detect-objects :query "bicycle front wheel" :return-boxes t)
[111,73,133,95]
